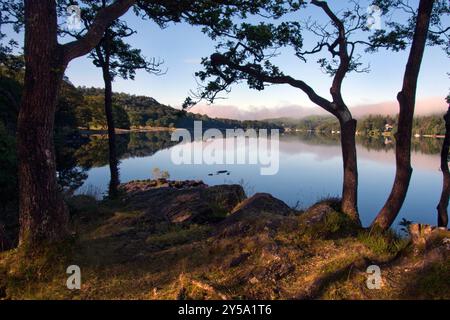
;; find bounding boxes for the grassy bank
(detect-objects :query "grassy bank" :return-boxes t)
[1,188,449,300]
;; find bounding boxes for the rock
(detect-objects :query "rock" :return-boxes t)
[120,179,207,195]
[409,223,450,252]
[121,181,246,224]
[216,193,294,237]
[201,184,246,213]
[301,200,340,225]
[228,193,294,222]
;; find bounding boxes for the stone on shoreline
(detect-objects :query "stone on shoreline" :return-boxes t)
[120,180,246,224]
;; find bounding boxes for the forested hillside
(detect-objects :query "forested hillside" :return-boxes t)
[77,87,281,130]
[269,113,447,136]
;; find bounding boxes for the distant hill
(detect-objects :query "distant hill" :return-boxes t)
[77,87,282,131]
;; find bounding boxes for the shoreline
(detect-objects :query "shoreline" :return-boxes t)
[78,127,176,135]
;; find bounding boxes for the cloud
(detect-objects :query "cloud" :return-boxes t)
[189,104,325,120]
[349,96,447,118]
[189,96,448,120]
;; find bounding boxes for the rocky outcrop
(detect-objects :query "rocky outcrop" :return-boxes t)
[217,193,295,236]
[229,193,294,221]
[300,199,341,226]
[120,179,207,194]
[120,180,246,224]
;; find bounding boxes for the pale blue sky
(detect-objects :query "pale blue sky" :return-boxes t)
[3,1,449,118]
[66,4,449,113]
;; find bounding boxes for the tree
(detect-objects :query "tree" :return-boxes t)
[437,96,450,228]
[370,0,448,230]
[187,1,390,223]
[15,0,137,247]
[63,0,163,198]
[7,0,286,248]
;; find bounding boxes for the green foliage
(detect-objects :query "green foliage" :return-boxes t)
[0,75,21,132]
[270,115,340,132]
[371,0,449,54]
[76,94,130,129]
[55,80,85,135]
[0,121,17,207]
[273,113,448,136]
[357,230,408,257]
[300,200,361,240]
[77,86,282,130]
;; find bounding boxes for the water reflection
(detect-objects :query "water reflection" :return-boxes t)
[60,131,444,228]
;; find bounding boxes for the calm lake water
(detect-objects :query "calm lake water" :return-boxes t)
[73,131,444,228]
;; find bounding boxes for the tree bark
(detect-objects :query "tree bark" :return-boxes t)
[371,0,435,231]
[339,117,359,221]
[17,0,134,248]
[437,107,450,228]
[99,31,120,199]
[18,0,69,246]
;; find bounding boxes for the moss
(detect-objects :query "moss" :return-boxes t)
[357,230,408,257]
[301,211,360,240]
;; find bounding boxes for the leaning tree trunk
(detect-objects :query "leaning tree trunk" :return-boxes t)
[339,117,359,222]
[437,106,450,228]
[17,0,69,247]
[100,32,120,199]
[371,0,434,231]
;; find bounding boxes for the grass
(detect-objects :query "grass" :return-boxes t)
[0,238,77,299]
[145,224,213,249]
[411,260,450,299]
[357,229,409,258]
[1,195,448,300]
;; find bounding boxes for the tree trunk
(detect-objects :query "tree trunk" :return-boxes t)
[17,0,69,247]
[371,0,434,231]
[101,32,120,199]
[437,107,450,228]
[339,118,360,223]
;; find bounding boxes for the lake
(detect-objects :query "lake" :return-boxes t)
[71,131,444,229]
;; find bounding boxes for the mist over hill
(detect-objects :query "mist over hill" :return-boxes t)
[190,96,447,121]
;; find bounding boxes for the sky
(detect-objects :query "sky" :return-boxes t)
[4,1,450,120]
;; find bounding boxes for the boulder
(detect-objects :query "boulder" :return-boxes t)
[121,181,246,224]
[201,184,246,213]
[297,199,360,239]
[300,200,339,225]
[228,193,294,221]
[217,193,294,234]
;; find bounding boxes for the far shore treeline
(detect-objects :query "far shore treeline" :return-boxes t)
[270,114,448,137]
